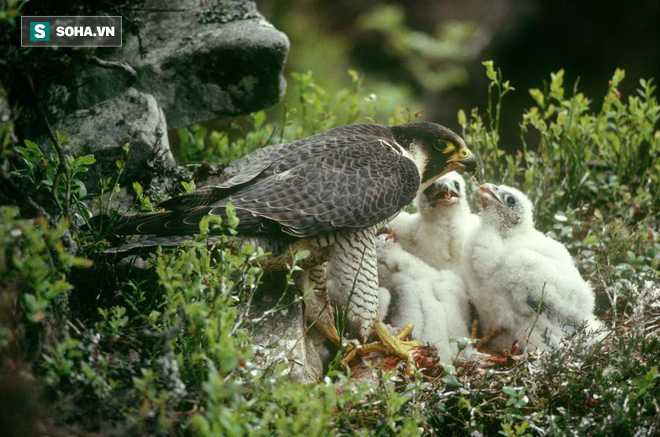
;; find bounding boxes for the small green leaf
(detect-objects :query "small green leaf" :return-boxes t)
[529,88,545,107]
[71,256,93,268]
[457,109,467,126]
[76,154,96,166]
[181,180,196,194]
[225,203,239,229]
[583,234,598,245]
[503,386,518,396]
[252,111,266,128]
[133,181,143,197]
[483,60,496,81]
[198,216,210,234]
[441,373,462,388]
[294,249,310,263]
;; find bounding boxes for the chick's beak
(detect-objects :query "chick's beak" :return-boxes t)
[478,183,502,207]
[427,182,460,204]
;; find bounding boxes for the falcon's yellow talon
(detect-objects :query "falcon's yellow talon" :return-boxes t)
[340,342,358,370]
[309,319,341,346]
[395,323,416,340]
[359,321,422,374]
[310,319,422,374]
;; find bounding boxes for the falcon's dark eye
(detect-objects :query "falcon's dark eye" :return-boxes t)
[434,140,455,153]
[433,139,447,151]
[506,196,516,206]
[454,181,460,190]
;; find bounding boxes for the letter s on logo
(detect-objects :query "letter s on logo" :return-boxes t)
[35,24,45,39]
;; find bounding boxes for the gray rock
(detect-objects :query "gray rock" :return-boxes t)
[248,277,326,383]
[66,0,289,129]
[54,88,175,192]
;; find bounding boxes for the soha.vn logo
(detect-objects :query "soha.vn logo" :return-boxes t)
[30,22,50,41]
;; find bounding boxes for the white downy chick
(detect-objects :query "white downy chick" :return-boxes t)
[376,235,471,361]
[389,171,480,272]
[463,183,603,352]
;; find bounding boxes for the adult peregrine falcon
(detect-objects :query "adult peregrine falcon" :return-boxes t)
[114,122,476,361]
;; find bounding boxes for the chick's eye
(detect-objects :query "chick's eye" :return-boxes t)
[506,196,516,206]
[454,181,460,190]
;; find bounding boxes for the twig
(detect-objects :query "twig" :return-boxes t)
[25,196,50,218]
[91,56,137,79]
[142,306,186,352]
[525,282,547,347]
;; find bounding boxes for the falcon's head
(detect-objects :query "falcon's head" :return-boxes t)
[417,171,467,214]
[477,183,534,233]
[389,122,476,193]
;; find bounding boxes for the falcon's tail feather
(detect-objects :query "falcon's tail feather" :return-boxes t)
[105,235,202,254]
[105,234,293,258]
[114,207,212,235]
[157,186,226,211]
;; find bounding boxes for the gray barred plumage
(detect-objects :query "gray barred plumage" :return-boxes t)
[326,227,381,341]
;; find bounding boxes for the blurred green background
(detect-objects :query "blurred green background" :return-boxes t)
[260,0,659,148]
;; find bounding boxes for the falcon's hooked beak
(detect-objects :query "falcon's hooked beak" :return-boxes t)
[446,145,477,175]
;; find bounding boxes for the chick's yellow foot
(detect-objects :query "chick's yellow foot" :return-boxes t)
[344,322,422,375]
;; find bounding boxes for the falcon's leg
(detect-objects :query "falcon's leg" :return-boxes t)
[326,228,422,374]
[326,228,381,341]
[368,322,422,374]
[301,263,340,345]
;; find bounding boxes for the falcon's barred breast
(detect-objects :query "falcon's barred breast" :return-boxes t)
[114,121,477,343]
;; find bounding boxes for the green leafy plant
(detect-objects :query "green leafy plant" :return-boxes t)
[177,111,275,165]
[11,133,96,223]
[2,208,91,322]
[459,61,519,186]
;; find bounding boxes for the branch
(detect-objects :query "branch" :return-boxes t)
[91,56,137,79]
